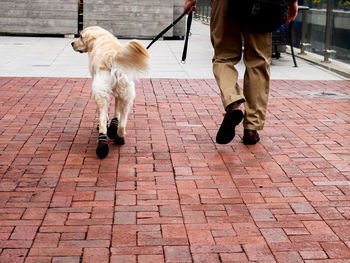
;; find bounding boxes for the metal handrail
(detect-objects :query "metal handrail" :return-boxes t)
[195,0,211,23]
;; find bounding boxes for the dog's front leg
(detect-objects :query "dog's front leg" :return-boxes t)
[92,73,113,159]
[95,96,109,159]
[96,97,108,135]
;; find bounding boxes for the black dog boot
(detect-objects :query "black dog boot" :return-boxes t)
[115,135,125,146]
[96,134,109,159]
[107,118,118,139]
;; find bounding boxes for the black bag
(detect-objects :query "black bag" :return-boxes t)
[227,0,289,33]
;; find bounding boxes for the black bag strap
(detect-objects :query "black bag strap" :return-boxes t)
[147,9,193,63]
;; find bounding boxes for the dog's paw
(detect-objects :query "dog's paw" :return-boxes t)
[96,134,109,159]
[115,135,125,146]
[107,118,118,139]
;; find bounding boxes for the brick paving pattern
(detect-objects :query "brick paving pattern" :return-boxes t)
[0,77,349,263]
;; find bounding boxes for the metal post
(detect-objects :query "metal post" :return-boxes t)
[323,0,335,62]
[198,0,202,20]
[205,0,209,23]
[195,0,211,24]
[299,7,310,55]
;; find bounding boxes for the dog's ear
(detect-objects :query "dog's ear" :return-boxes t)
[81,30,91,41]
[81,29,96,52]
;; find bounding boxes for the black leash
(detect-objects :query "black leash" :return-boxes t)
[147,9,193,63]
[181,11,192,63]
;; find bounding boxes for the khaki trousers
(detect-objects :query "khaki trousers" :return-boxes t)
[210,0,272,131]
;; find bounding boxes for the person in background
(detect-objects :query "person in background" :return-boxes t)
[184,0,298,145]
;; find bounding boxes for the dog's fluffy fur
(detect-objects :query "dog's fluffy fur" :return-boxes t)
[72,26,149,158]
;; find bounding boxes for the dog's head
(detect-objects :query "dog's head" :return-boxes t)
[71,26,105,53]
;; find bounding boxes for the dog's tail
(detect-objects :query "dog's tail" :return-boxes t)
[114,40,150,80]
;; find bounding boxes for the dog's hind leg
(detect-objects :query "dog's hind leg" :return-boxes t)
[114,96,121,120]
[114,100,131,145]
[115,81,136,145]
[107,96,120,140]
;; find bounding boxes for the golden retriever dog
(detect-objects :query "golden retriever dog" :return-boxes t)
[72,26,149,159]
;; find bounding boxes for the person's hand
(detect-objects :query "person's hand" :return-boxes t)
[287,1,298,23]
[184,0,197,13]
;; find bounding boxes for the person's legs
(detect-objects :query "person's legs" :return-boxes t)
[210,0,245,109]
[210,0,247,144]
[242,27,272,132]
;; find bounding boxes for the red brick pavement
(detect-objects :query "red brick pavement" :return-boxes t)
[0,77,349,263]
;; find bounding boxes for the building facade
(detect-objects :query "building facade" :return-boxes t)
[0,0,186,38]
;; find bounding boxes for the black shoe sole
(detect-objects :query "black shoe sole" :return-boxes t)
[216,109,244,144]
[243,136,260,145]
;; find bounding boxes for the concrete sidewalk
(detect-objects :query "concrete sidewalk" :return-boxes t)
[0,20,348,80]
[0,20,350,263]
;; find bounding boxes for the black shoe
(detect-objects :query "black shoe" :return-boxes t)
[96,134,109,159]
[216,107,244,144]
[107,118,118,139]
[243,129,260,145]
